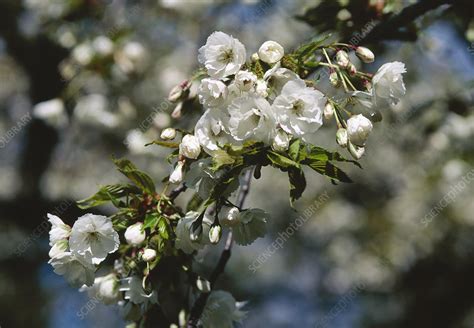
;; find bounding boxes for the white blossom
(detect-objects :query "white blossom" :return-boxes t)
[273,79,325,139]
[124,222,146,246]
[198,32,246,79]
[372,61,406,105]
[92,36,114,57]
[184,158,225,199]
[201,291,246,328]
[263,64,300,99]
[346,114,373,146]
[198,78,228,108]
[233,208,268,246]
[228,96,276,144]
[255,79,268,98]
[195,108,233,154]
[169,161,185,184]
[258,40,284,64]
[120,276,157,305]
[48,213,71,246]
[69,214,120,265]
[233,70,257,92]
[81,273,120,305]
[48,252,95,288]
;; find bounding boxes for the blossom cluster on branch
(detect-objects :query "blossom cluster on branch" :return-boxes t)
[47,31,406,327]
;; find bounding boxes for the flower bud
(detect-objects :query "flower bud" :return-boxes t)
[324,102,334,120]
[336,128,348,147]
[189,220,202,242]
[348,63,357,76]
[171,102,183,119]
[179,134,201,159]
[142,248,157,262]
[329,71,339,87]
[168,85,183,102]
[251,52,260,62]
[160,127,176,140]
[346,114,373,146]
[209,225,222,245]
[169,161,184,184]
[336,50,350,68]
[272,130,290,152]
[348,142,365,159]
[220,207,240,227]
[125,222,146,246]
[355,46,375,63]
[258,41,284,64]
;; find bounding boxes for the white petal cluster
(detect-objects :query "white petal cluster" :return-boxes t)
[372,61,407,105]
[198,78,228,108]
[273,79,325,139]
[201,290,246,328]
[198,32,246,79]
[69,214,120,264]
[47,213,120,288]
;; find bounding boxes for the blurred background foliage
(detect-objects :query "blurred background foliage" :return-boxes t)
[0,0,474,327]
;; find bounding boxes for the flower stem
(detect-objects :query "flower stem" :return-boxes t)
[186,168,253,327]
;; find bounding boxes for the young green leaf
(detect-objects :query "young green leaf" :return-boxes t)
[113,158,156,193]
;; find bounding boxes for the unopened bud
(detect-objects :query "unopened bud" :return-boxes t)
[190,220,202,242]
[348,63,357,76]
[208,225,222,244]
[355,46,375,63]
[324,102,334,120]
[142,248,157,262]
[169,161,184,184]
[251,52,260,62]
[171,102,183,119]
[336,50,350,68]
[336,128,348,147]
[179,134,201,159]
[160,127,176,140]
[168,85,183,102]
[329,71,339,87]
[220,207,240,227]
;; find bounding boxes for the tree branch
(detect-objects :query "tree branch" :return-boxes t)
[186,168,253,327]
[363,0,455,43]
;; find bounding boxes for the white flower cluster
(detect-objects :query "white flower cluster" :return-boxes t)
[192,31,325,155]
[47,213,119,287]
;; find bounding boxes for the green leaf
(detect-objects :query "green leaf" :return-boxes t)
[158,217,170,240]
[288,139,302,162]
[113,158,156,193]
[143,213,160,232]
[186,193,204,212]
[302,145,361,168]
[146,140,180,148]
[307,160,352,183]
[77,184,140,209]
[288,167,306,205]
[267,151,300,170]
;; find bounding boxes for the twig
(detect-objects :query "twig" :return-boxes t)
[187,168,253,327]
[169,183,187,201]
